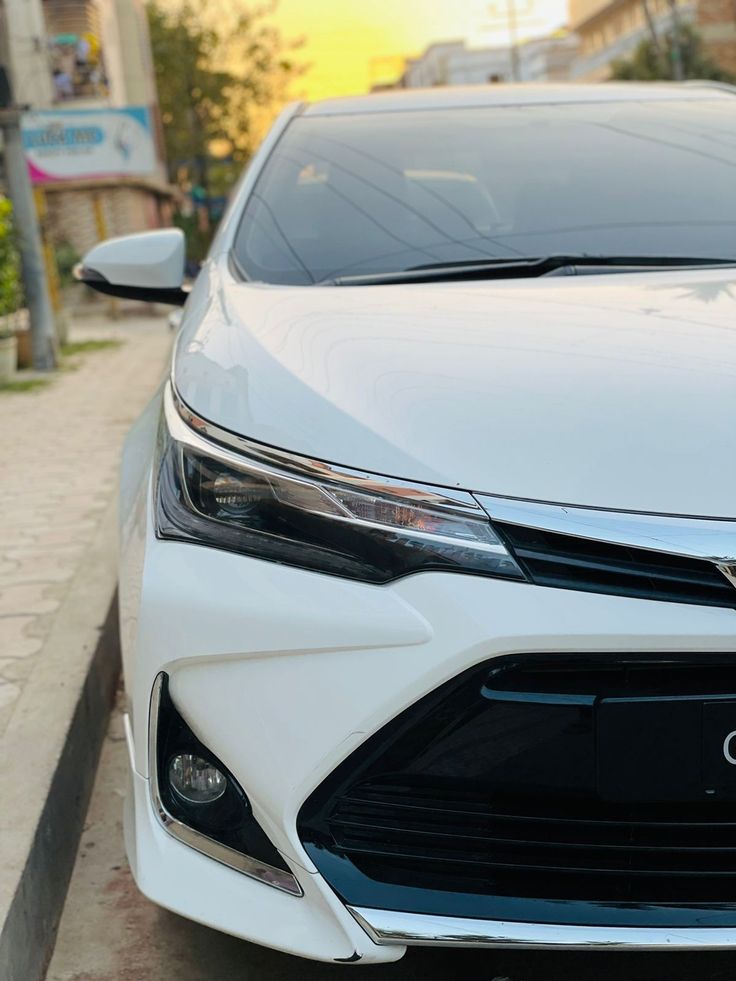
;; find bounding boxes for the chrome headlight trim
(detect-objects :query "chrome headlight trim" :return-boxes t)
[162,383,523,583]
[168,381,483,516]
[172,379,736,564]
[476,494,736,565]
[168,380,736,599]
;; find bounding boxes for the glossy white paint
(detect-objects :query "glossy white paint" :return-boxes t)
[123,769,401,963]
[175,259,736,517]
[83,228,185,289]
[119,507,736,958]
[304,82,731,116]
[117,84,736,961]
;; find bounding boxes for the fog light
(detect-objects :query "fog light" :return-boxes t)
[168,753,227,804]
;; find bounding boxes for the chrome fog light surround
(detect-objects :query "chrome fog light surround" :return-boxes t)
[148,673,303,896]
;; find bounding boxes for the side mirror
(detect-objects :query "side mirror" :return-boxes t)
[75,228,188,306]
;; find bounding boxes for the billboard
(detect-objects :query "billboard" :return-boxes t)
[21,106,157,184]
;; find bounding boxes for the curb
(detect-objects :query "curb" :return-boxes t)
[0,505,121,981]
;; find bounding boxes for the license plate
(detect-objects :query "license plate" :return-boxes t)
[597,698,736,802]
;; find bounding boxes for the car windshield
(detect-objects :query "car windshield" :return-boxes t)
[232,98,736,285]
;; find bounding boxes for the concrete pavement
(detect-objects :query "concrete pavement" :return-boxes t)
[0,313,172,981]
[0,317,170,735]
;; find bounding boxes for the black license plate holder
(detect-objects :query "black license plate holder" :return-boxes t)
[596,698,736,802]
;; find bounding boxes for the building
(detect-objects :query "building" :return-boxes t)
[2,0,172,259]
[398,34,579,88]
[401,41,512,87]
[569,0,736,79]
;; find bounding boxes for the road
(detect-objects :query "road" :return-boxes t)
[47,697,736,981]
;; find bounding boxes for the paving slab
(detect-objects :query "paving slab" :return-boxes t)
[0,314,172,981]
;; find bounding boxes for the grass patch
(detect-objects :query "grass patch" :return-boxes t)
[0,377,52,394]
[0,337,125,393]
[61,338,124,356]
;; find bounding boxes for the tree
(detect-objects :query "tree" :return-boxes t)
[146,0,303,253]
[611,23,735,81]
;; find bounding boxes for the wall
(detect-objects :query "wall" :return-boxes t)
[44,183,164,256]
[569,0,736,79]
[570,0,697,78]
[402,36,578,87]
[697,0,736,73]
[4,0,55,106]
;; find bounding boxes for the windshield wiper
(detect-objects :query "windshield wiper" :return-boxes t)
[328,255,736,286]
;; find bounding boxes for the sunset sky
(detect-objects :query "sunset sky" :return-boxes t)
[268,0,569,100]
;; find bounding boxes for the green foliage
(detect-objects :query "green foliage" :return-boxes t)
[611,24,736,81]
[0,196,23,331]
[146,0,303,189]
[54,240,82,288]
[172,212,212,264]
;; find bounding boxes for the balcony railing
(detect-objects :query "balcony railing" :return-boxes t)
[43,1,108,102]
[48,32,108,102]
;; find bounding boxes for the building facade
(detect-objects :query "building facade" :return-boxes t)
[569,0,736,79]
[2,0,171,259]
[399,34,580,88]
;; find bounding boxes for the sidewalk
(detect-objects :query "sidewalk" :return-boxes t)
[0,312,172,981]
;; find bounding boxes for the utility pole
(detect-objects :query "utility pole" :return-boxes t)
[486,1,537,83]
[641,0,664,67]
[0,0,57,370]
[507,0,521,82]
[666,0,685,80]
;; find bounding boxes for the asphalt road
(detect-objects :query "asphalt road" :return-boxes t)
[46,701,736,981]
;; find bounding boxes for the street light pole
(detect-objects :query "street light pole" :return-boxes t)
[0,1,57,370]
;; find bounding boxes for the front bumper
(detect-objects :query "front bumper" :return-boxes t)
[121,514,736,961]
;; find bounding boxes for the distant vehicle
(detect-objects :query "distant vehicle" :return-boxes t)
[79,83,736,962]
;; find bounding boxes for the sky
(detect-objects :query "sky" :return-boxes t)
[269,0,569,100]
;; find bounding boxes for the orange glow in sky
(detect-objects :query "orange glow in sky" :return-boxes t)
[270,0,568,101]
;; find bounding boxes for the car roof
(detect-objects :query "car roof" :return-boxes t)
[304,82,736,117]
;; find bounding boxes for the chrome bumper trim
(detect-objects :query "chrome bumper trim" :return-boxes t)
[348,907,736,950]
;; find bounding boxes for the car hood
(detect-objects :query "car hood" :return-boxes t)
[174,264,736,517]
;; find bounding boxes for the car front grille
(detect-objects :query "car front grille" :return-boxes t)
[330,785,736,904]
[298,654,736,926]
[496,522,735,609]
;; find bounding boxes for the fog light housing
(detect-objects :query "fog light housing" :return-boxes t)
[150,673,302,896]
[169,753,227,804]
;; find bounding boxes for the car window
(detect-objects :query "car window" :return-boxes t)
[232,100,736,285]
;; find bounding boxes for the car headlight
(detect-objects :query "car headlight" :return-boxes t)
[156,384,526,585]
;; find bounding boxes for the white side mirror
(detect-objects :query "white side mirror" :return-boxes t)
[76,228,188,306]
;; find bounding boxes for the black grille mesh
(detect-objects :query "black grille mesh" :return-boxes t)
[331,784,736,903]
[497,522,735,608]
[299,655,736,923]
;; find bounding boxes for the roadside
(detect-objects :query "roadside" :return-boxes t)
[47,705,736,981]
[0,312,172,981]
[0,311,170,748]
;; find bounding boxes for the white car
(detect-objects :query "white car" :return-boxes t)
[79,83,736,963]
